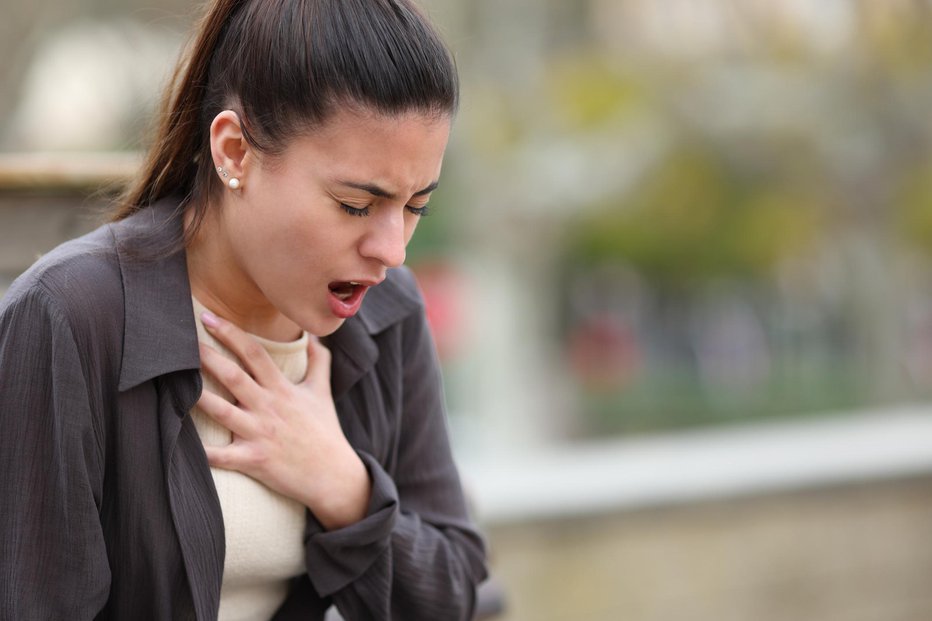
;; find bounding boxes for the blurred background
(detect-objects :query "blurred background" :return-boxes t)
[2,1,932,619]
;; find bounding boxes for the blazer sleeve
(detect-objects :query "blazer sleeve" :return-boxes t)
[303,307,489,620]
[0,285,110,619]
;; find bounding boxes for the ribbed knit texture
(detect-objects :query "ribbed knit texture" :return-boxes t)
[190,297,308,621]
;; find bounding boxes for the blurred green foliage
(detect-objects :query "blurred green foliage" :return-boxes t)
[567,145,824,287]
[545,56,647,130]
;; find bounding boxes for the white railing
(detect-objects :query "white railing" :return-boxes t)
[0,151,140,191]
[461,405,932,524]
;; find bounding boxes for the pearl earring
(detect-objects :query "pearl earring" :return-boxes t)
[217,166,241,190]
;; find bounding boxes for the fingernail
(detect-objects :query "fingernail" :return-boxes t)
[201,311,221,328]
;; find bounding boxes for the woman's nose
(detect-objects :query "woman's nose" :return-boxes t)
[359,209,407,268]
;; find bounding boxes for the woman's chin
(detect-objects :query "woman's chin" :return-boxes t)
[305,315,346,338]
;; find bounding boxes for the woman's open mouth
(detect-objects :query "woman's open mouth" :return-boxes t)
[327,281,369,318]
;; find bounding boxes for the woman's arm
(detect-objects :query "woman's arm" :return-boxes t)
[0,285,110,619]
[304,308,488,621]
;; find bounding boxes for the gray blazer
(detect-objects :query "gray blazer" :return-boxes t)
[0,200,487,620]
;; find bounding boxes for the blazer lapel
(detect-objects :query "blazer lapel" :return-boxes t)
[158,372,225,621]
[325,316,379,400]
[112,201,225,620]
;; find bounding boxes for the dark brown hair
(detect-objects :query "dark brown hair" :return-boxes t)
[114,0,458,233]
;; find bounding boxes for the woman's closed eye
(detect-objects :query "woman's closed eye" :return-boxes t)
[406,204,431,217]
[339,203,370,217]
[339,203,431,217]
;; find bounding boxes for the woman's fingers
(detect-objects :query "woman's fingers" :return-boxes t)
[198,342,267,407]
[302,336,332,390]
[197,387,259,438]
[200,311,282,387]
[203,442,263,471]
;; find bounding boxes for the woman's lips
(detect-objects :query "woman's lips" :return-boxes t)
[327,281,369,318]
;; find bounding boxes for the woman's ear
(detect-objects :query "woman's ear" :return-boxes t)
[209,110,250,184]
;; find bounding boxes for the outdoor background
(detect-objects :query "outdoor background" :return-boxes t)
[2,1,932,620]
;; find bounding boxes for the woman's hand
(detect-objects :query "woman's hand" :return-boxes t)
[196,311,371,530]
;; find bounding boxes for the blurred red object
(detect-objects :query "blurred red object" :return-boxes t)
[412,261,472,362]
[568,312,642,392]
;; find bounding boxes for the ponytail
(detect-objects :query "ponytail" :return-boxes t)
[115,0,245,223]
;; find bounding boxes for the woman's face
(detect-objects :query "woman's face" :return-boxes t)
[212,108,451,337]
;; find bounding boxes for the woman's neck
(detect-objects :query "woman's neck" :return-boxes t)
[184,206,303,342]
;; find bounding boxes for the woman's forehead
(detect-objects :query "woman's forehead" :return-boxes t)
[280,111,451,175]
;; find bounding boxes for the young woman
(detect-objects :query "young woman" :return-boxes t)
[0,0,488,619]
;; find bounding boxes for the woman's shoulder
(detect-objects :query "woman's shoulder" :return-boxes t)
[0,222,126,358]
[2,223,122,315]
[2,200,184,323]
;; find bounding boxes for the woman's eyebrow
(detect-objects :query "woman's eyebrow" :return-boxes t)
[338,180,439,200]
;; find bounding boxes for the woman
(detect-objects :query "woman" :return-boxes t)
[0,0,488,619]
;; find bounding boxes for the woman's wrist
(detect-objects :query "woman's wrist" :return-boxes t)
[303,446,372,531]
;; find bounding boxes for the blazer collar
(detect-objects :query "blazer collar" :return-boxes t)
[113,199,200,392]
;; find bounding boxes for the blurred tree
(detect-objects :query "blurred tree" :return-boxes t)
[566,144,823,288]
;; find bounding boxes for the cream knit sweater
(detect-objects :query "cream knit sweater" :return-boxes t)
[190,297,308,621]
